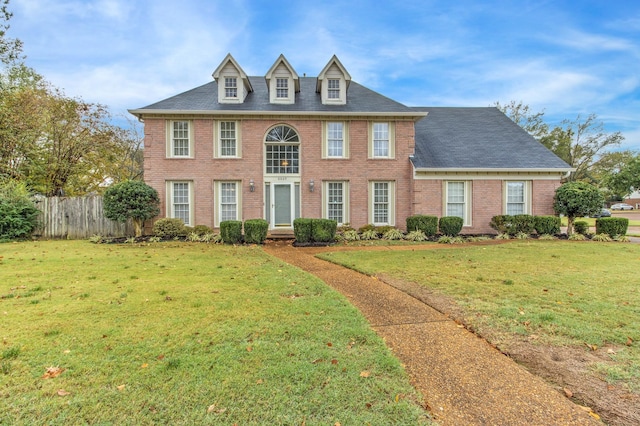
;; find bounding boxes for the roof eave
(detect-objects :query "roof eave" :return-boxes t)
[128,109,428,120]
[413,167,575,173]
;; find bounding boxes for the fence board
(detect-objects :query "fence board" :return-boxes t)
[33,196,135,239]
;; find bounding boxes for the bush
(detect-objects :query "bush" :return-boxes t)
[489,215,514,235]
[293,218,313,243]
[244,219,268,244]
[382,228,404,240]
[0,180,39,241]
[357,224,376,234]
[591,233,612,242]
[568,233,586,241]
[341,229,360,241]
[534,216,561,235]
[406,215,438,237]
[439,216,463,236]
[374,225,394,235]
[220,220,243,244]
[152,218,186,238]
[573,220,589,235]
[513,214,536,234]
[312,219,337,243]
[192,225,213,236]
[103,180,160,237]
[405,230,427,242]
[595,217,629,237]
[360,229,379,240]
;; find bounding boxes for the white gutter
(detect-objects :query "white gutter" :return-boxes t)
[128,109,428,120]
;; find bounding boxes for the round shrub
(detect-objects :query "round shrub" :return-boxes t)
[192,224,213,236]
[153,218,186,238]
[220,220,243,244]
[573,220,589,235]
[489,215,514,235]
[103,180,160,237]
[244,219,268,244]
[439,216,463,236]
[406,215,438,237]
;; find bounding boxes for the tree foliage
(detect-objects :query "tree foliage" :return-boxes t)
[103,180,160,237]
[495,100,549,140]
[0,0,23,67]
[605,155,640,198]
[0,178,39,241]
[553,181,604,235]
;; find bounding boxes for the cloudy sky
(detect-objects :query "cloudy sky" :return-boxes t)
[8,0,640,150]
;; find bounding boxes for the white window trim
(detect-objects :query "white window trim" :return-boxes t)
[270,76,294,104]
[322,181,350,225]
[224,76,238,99]
[368,122,395,159]
[214,180,242,227]
[166,181,194,226]
[444,181,472,226]
[214,120,242,158]
[504,181,532,215]
[368,181,395,226]
[321,76,347,104]
[322,121,349,159]
[166,120,195,158]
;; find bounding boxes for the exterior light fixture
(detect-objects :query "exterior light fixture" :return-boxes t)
[309,179,315,192]
[249,179,255,192]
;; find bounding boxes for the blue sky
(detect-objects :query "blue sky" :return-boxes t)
[9,0,640,150]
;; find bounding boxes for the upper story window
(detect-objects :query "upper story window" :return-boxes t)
[326,122,344,158]
[166,120,193,158]
[276,78,289,98]
[327,79,340,99]
[224,77,238,98]
[218,121,238,157]
[265,125,300,174]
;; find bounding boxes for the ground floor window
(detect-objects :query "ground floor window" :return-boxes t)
[215,181,241,226]
[505,181,530,215]
[369,181,395,226]
[445,181,471,226]
[323,181,349,225]
[167,181,193,225]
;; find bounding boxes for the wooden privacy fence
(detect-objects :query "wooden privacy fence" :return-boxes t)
[33,196,135,239]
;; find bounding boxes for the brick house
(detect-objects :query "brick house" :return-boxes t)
[129,54,571,234]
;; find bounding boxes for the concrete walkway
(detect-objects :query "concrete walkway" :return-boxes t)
[264,242,600,425]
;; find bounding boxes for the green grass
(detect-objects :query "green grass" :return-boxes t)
[318,241,640,391]
[0,241,429,425]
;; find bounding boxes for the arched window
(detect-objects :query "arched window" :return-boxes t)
[265,125,300,174]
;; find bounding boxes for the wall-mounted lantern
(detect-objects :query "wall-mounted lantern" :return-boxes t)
[309,179,315,193]
[249,179,255,192]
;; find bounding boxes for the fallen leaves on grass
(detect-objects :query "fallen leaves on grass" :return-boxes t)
[359,371,370,378]
[563,388,573,398]
[57,389,70,396]
[627,336,633,346]
[42,366,64,379]
[584,343,598,351]
[207,404,226,414]
[117,384,126,391]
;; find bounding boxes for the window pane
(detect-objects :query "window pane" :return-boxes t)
[447,182,465,220]
[225,77,237,98]
[220,182,237,222]
[373,182,389,224]
[173,182,190,225]
[373,123,389,157]
[173,121,189,156]
[266,145,299,174]
[327,182,343,223]
[327,122,343,157]
[220,121,236,156]
[507,182,525,215]
[328,79,340,99]
[276,78,288,98]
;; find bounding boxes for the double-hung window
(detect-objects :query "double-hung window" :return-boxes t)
[167,181,193,226]
[326,122,344,158]
[506,181,530,215]
[225,77,237,98]
[324,181,349,225]
[215,181,241,226]
[219,121,237,157]
[446,181,470,226]
[369,181,395,226]
[171,120,191,157]
[369,122,394,158]
[327,79,340,99]
[276,78,288,98]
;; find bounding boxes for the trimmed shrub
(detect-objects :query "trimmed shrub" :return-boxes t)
[103,180,160,237]
[534,216,561,235]
[573,220,589,235]
[375,225,394,235]
[357,223,376,233]
[293,218,313,243]
[312,219,337,243]
[406,215,438,237]
[153,218,187,238]
[513,214,536,234]
[0,180,39,241]
[244,219,268,244]
[439,216,463,236]
[489,215,514,235]
[595,217,629,237]
[220,220,243,244]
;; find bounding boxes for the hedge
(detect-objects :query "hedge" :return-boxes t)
[406,215,438,237]
[220,220,243,244]
[534,216,561,235]
[439,216,463,236]
[244,219,268,244]
[153,218,187,238]
[595,217,629,237]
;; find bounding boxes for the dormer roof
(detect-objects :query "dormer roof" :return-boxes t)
[212,53,252,90]
[265,54,300,92]
[316,55,351,92]
[212,53,253,103]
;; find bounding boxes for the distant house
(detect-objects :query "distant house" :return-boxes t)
[129,54,571,234]
[624,190,640,209]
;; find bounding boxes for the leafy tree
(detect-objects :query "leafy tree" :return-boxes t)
[494,100,549,140]
[0,0,23,67]
[103,180,160,237]
[0,178,39,241]
[553,181,604,235]
[605,155,640,199]
[540,114,623,183]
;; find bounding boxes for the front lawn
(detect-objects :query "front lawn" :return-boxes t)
[0,241,429,425]
[318,241,640,391]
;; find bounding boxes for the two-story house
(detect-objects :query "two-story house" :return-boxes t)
[129,54,571,234]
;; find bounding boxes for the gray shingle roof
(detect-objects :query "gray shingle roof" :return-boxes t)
[132,77,416,114]
[411,107,572,170]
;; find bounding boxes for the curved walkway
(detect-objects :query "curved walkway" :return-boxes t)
[264,241,599,426]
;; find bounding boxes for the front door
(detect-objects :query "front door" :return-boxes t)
[273,183,292,227]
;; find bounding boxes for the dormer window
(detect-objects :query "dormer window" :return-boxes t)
[276,78,289,98]
[224,77,238,98]
[327,79,340,99]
